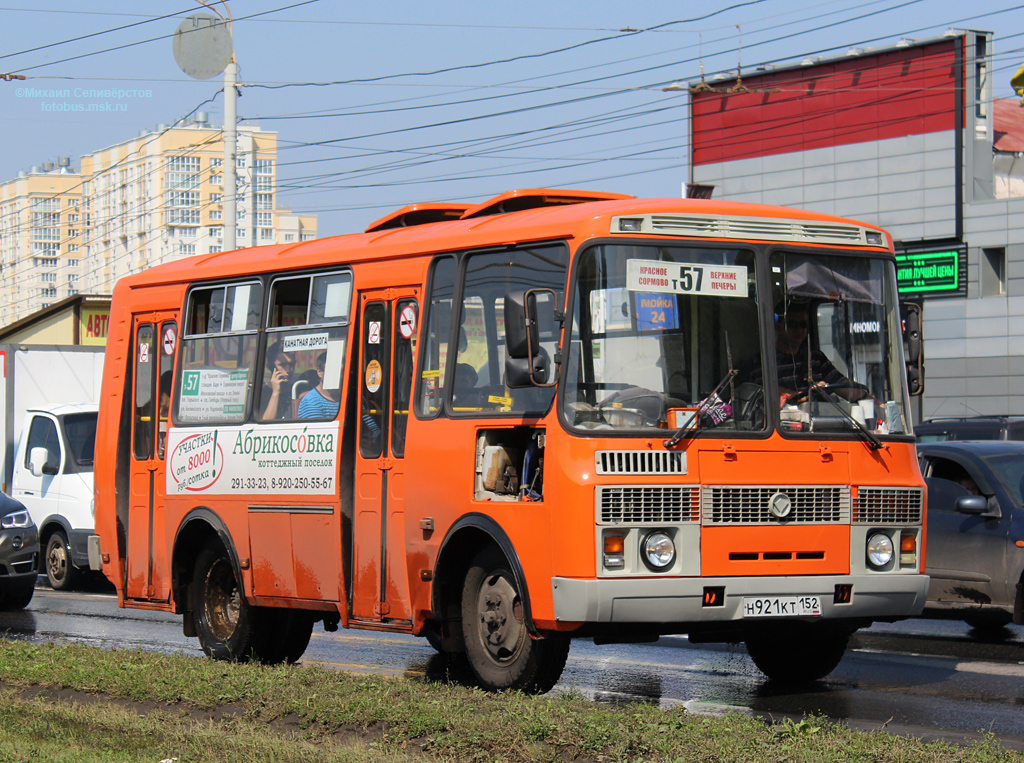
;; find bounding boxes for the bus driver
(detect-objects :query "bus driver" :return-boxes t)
[772,301,867,406]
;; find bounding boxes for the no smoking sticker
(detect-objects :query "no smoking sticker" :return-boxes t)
[399,305,417,339]
[162,327,177,356]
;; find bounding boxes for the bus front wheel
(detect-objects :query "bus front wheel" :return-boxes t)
[460,547,569,693]
[744,622,850,684]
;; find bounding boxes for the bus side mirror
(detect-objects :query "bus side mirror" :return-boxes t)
[901,301,924,396]
[505,290,539,360]
[504,289,558,388]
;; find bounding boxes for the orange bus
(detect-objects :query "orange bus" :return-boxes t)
[90,189,928,692]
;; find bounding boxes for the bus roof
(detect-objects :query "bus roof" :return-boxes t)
[119,189,892,290]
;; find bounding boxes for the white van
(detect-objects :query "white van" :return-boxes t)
[11,404,97,590]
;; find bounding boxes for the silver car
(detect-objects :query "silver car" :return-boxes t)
[0,491,39,610]
[918,441,1024,631]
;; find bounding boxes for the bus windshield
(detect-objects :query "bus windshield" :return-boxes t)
[562,244,912,438]
[563,243,762,432]
[766,250,912,437]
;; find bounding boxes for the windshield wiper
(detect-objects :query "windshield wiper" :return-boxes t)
[663,369,736,449]
[806,385,885,451]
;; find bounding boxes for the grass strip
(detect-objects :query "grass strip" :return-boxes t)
[0,640,1018,763]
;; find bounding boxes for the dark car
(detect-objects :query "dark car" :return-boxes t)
[917,441,1024,630]
[915,415,1024,443]
[0,491,39,610]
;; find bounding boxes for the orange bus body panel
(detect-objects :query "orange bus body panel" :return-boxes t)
[92,192,922,673]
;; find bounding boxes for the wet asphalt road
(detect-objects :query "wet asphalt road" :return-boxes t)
[4,582,1023,750]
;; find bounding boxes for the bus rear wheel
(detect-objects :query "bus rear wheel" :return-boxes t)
[258,611,315,664]
[191,541,263,662]
[744,622,850,684]
[460,547,569,693]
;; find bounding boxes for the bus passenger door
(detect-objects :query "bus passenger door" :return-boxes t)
[351,289,419,624]
[125,314,178,603]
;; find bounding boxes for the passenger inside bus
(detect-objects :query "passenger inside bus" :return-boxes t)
[298,352,340,419]
[260,340,295,420]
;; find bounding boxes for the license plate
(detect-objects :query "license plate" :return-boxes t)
[741,595,822,618]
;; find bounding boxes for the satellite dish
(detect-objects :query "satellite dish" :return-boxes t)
[173,13,232,80]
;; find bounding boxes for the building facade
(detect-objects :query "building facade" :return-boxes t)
[0,120,317,325]
[0,164,83,327]
[688,30,1024,421]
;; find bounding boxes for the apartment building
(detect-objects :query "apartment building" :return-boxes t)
[0,119,317,324]
[0,163,83,326]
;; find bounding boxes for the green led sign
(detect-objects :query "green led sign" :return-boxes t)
[895,249,964,297]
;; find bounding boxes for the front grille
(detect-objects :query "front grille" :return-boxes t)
[596,450,686,475]
[643,214,868,246]
[598,485,700,524]
[702,485,850,525]
[853,487,924,524]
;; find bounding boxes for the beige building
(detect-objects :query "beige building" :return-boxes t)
[0,164,84,327]
[0,120,318,325]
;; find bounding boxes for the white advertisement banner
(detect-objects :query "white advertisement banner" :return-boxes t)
[166,421,340,496]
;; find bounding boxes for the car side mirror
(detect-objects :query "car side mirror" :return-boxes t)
[955,495,990,515]
[30,447,58,477]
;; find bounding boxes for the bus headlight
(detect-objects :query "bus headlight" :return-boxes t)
[866,532,894,569]
[641,531,675,571]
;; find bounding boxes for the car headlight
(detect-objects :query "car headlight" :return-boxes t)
[1,509,31,529]
[641,531,675,571]
[866,532,894,569]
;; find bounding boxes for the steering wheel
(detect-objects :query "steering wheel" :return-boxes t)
[784,381,867,407]
[595,403,656,428]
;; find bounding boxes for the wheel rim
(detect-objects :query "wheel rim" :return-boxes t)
[474,571,526,665]
[202,557,241,642]
[47,537,68,584]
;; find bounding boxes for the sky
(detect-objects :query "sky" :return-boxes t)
[1,0,1022,236]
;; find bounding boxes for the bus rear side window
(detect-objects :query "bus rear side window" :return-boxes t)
[261,271,351,422]
[177,282,263,425]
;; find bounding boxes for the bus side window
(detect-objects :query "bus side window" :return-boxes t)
[452,244,568,417]
[178,283,262,426]
[416,256,456,418]
[134,324,155,459]
[157,322,176,459]
[263,271,351,423]
[392,299,418,457]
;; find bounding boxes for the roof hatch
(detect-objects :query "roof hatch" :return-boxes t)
[364,203,470,233]
[459,188,634,219]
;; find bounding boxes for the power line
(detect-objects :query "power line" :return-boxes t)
[0,3,214,62]
[9,0,322,74]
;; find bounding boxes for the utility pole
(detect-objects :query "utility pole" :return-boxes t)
[223,58,237,251]
[173,5,234,250]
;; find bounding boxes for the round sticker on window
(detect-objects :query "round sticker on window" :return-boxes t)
[365,359,383,393]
